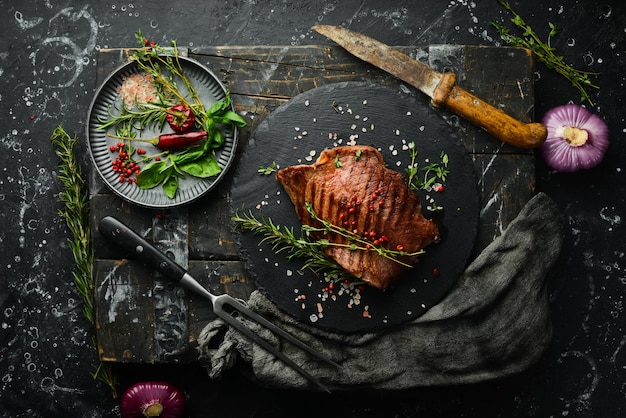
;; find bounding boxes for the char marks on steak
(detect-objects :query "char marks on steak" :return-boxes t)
[276,145,440,289]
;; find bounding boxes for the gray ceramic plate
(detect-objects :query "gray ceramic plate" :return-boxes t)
[87,56,237,208]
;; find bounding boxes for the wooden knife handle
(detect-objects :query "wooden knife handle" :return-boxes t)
[431,73,547,149]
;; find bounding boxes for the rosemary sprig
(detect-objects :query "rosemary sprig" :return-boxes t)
[131,31,209,130]
[492,0,599,105]
[232,203,424,282]
[51,126,117,397]
[97,100,171,133]
[304,203,424,267]
[232,208,351,279]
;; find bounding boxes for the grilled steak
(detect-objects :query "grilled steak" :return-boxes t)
[276,145,440,289]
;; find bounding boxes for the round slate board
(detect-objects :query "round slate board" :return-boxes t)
[230,82,478,333]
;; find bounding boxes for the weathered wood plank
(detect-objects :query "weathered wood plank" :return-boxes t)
[95,259,156,362]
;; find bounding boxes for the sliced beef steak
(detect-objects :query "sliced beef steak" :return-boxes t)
[276,145,440,289]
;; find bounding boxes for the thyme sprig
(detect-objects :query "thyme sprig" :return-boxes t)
[492,0,599,105]
[257,161,277,175]
[405,142,449,212]
[50,126,117,397]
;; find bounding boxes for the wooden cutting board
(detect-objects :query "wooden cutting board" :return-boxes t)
[90,44,536,362]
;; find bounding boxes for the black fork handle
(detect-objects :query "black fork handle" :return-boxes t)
[98,216,187,282]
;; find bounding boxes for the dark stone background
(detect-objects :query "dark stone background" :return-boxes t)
[1,1,624,416]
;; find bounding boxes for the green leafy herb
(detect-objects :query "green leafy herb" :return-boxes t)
[334,155,343,168]
[355,149,363,161]
[50,126,117,397]
[492,0,599,105]
[405,142,448,212]
[257,161,277,175]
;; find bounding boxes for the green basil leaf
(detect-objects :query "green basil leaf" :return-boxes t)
[162,175,178,199]
[211,130,225,149]
[207,100,229,117]
[173,146,205,165]
[223,110,247,127]
[136,161,167,189]
[178,157,222,178]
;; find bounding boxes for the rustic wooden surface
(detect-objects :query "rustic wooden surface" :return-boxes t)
[91,45,536,363]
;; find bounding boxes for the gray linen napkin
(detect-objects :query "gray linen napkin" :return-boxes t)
[197,192,563,390]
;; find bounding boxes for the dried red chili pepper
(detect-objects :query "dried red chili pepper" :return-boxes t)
[165,104,195,132]
[110,131,208,150]
[155,131,207,149]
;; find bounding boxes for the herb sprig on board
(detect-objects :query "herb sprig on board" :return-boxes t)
[232,208,352,280]
[232,204,424,281]
[405,142,448,212]
[492,0,599,105]
[51,125,117,397]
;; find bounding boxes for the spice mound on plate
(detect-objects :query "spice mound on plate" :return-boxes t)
[276,145,440,289]
[117,73,158,107]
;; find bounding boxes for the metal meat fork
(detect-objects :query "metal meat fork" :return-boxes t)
[98,216,340,393]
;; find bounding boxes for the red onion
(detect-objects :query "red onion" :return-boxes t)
[539,104,609,172]
[120,381,186,418]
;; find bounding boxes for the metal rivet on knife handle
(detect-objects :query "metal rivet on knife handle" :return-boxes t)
[312,25,547,149]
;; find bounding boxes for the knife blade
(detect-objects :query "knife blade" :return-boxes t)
[312,25,547,149]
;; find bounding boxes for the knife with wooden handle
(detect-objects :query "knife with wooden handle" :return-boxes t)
[312,25,547,149]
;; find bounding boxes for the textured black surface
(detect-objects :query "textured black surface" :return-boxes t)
[230,82,478,333]
[2,1,626,417]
